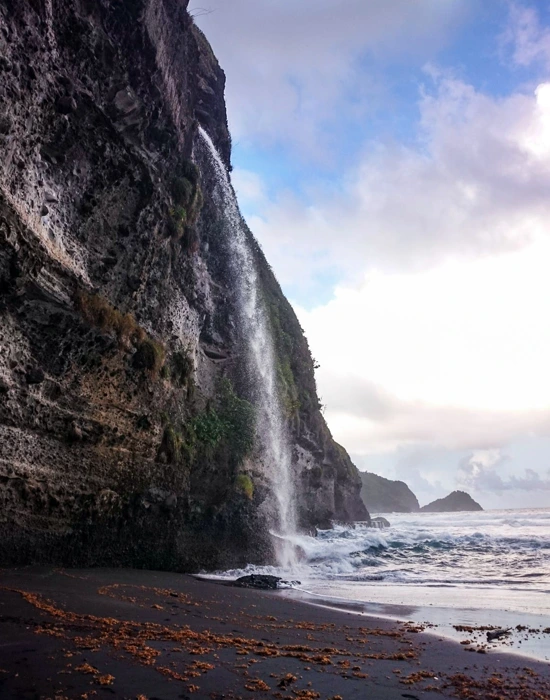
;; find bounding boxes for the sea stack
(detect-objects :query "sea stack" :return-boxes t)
[420,490,483,512]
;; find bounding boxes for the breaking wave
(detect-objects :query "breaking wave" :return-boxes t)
[216,508,550,591]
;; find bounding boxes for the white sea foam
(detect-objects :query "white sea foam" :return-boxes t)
[212,509,550,611]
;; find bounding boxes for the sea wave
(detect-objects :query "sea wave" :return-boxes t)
[213,508,550,591]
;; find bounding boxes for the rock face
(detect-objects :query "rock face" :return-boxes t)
[420,491,483,513]
[0,0,367,570]
[360,472,419,513]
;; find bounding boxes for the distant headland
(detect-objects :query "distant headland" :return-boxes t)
[360,473,483,513]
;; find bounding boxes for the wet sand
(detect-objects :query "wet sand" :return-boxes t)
[0,567,549,700]
[282,585,550,663]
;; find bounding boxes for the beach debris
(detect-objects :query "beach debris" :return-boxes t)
[244,678,271,691]
[486,628,511,642]
[277,673,297,687]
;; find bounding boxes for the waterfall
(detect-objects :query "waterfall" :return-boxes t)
[196,127,298,568]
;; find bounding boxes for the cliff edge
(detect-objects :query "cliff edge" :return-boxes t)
[0,0,367,570]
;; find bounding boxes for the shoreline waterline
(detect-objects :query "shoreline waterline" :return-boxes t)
[209,507,550,663]
[197,575,550,663]
[280,586,550,663]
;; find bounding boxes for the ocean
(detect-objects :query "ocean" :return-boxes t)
[214,508,550,662]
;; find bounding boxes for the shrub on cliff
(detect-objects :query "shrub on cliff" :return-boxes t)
[191,379,256,464]
[76,291,145,347]
[167,161,204,242]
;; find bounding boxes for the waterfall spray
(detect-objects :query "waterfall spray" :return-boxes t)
[197,127,298,568]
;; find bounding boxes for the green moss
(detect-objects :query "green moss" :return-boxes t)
[160,421,196,466]
[191,379,256,464]
[219,379,256,463]
[171,176,194,206]
[167,161,204,242]
[162,425,182,463]
[193,409,226,448]
[277,359,300,418]
[235,473,254,500]
[188,183,203,225]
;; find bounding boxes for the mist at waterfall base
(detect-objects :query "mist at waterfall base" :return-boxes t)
[212,509,550,661]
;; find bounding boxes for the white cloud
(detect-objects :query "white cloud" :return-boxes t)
[295,237,550,454]
[503,3,550,69]
[232,168,268,208]
[249,78,550,292]
[193,0,470,152]
[457,449,550,492]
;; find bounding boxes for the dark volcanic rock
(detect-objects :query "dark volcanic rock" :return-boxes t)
[420,490,483,512]
[233,574,281,590]
[360,471,419,513]
[370,516,391,528]
[0,0,368,571]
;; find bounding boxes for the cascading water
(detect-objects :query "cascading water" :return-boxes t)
[196,127,298,568]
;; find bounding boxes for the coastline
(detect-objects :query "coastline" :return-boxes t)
[0,567,549,700]
[280,586,550,663]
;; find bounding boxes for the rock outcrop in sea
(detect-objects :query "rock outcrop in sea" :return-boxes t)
[420,491,483,513]
[0,0,367,571]
[360,471,420,513]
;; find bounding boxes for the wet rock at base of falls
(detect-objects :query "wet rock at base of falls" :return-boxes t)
[233,575,282,590]
[370,516,391,529]
[233,575,302,590]
[271,533,307,563]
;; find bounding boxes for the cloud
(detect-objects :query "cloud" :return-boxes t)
[457,449,550,492]
[232,168,268,210]
[322,380,550,455]
[193,0,470,152]
[502,3,550,69]
[247,76,550,293]
[294,237,550,454]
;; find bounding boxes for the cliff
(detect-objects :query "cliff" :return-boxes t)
[420,491,483,513]
[360,471,419,513]
[0,0,367,570]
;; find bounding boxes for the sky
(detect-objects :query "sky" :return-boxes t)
[193,1,550,509]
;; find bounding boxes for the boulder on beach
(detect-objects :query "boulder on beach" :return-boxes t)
[233,575,282,589]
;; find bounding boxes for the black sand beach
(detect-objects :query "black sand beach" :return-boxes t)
[0,568,548,700]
